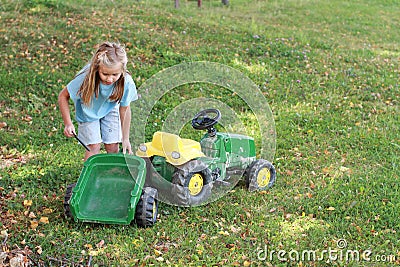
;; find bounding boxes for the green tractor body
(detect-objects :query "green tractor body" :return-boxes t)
[151,132,256,183]
[201,132,256,175]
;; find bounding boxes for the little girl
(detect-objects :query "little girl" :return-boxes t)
[58,42,137,160]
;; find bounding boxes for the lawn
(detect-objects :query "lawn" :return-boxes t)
[0,0,399,266]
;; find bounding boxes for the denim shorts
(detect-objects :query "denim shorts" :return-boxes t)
[78,106,122,145]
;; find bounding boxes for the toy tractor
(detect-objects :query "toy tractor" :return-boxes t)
[64,154,158,227]
[136,108,276,206]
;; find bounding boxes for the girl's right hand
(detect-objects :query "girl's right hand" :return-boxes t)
[64,124,76,138]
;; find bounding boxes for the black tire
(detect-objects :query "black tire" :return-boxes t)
[135,187,158,227]
[64,183,76,219]
[245,159,276,192]
[171,159,213,206]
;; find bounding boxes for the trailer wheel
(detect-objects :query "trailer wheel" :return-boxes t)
[171,159,213,206]
[64,183,76,219]
[245,159,276,192]
[135,187,158,227]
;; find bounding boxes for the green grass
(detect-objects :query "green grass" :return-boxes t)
[1,0,399,266]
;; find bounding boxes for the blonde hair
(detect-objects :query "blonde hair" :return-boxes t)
[78,42,128,106]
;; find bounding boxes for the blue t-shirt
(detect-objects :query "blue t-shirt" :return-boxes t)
[67,65,138,122]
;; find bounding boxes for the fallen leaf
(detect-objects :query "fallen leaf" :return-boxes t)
[143,255,153,261]
[89,250,99,256]
[22,116,32,122]
[9,254,27,267]
[43,208,53,214]
[285,170,294,176]
[0,252,7,265]
[154,249,163,256]
[23,200,33,207]
[340,166,350,172]
[39,217,49,224]
[30,220,39,230]
[218,230,230,236]
[230,225,241,233]
[96,240,105,248]
[327,207,335,211]
[322,167,330,174]
[284,213,292,220]
[0,230,8,239]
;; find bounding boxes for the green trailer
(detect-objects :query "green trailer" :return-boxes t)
[64,153,158,227]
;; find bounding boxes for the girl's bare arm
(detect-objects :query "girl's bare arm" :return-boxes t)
[58,87,75,137]
[119,105,132,154]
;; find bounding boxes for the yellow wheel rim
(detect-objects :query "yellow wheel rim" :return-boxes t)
[188,173,204,196]
[257,167,271,188]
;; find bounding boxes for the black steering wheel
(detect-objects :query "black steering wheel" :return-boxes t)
[191,109,221,132]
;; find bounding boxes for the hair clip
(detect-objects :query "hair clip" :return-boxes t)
[97,50,107,60]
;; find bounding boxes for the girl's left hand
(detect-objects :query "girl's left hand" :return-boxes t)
[122,139,133,154]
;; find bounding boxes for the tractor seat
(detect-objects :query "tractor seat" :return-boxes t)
[136,131,205,165]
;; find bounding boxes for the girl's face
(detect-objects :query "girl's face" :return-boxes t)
[98,64,122,85]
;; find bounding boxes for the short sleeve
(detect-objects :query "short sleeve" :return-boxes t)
[66,65,89,101]
[120,74,138,107]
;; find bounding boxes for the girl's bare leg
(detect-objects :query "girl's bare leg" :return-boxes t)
[105,143,119,154]
[84,143,101,161]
